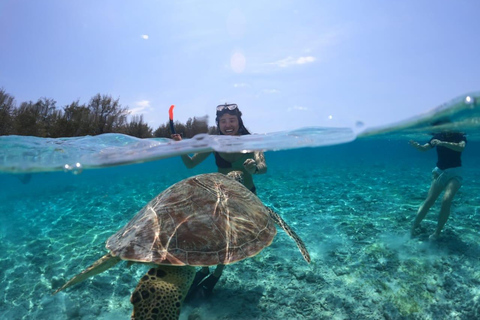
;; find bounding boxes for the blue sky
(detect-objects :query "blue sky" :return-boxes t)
[1,0,479,133]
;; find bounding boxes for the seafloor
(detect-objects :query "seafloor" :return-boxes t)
[1,139,479,319]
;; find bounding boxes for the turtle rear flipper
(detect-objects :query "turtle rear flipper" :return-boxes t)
[53,253,121,295]
[131,265,195,320]
[266,207,311,263]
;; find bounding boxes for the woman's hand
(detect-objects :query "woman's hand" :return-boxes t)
[243,158,258,174]
[410,140,425,149]
[409,140,424,150]
[171,134,182,141]
[409,140,419,147]
[409,140,433,152]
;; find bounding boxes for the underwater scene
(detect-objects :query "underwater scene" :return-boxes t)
[1,94,480,319]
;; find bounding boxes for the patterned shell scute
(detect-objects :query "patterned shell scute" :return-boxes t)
[106,173,276,266]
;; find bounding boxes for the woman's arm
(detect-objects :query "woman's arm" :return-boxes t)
[172,133,211,168]
[180,152,211,168]
[409,140,432,152]
[434,140,466,152]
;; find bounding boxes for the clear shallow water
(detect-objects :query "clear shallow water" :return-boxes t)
[0,127,356,173]
[1,93,480,319]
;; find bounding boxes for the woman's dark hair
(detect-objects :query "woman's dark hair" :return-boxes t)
[429,118,464,136]
[215,107,250,135]
[431,118,451,127]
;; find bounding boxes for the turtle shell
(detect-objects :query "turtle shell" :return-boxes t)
[106,173,276,266]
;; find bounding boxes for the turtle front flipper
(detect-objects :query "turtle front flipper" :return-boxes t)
[131,265,195,320]
[53,253,121,294]
[266,207,311,263]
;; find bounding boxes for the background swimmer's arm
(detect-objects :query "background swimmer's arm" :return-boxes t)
[181,152,211,169]
[409,140,432,152]
[436,140,465,152]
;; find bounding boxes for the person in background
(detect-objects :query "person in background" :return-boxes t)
[171,103,267,299]
[409,120,466,241]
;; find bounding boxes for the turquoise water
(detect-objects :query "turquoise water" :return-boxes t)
[1,94,480,319]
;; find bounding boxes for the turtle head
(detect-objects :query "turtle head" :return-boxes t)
[227,170,244,184]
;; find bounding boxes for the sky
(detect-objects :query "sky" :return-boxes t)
[1,0,479,134]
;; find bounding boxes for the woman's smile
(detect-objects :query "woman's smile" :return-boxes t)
[218,114,239,135]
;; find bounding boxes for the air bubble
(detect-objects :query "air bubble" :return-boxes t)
[63,162,83,175]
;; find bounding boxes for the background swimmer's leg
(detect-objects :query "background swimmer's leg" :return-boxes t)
[411,177,444,236]
[431,178,461,239]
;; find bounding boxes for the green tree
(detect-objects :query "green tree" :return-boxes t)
[12,101,39,136]
[191,116,209,136]
[154,117,215,138]
[51,101,93,137]
[153,122,169,138]
[88,94,129,134]
[34,97,61,137]
[154,120,186,138]
[1,89,216,139]
[12,97,60,137]
[184,116,210,137]
[175,122,186,137]
[0,88,15,135]
[123,115,153,138]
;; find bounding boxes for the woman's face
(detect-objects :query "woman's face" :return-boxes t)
[218,113,239,135]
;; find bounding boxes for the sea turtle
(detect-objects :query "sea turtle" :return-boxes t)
[53,171,310,320]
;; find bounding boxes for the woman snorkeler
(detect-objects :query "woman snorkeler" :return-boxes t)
[171,103,267,300]
[171,103,267,193]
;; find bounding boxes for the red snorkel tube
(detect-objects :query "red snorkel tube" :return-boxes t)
[169,105,176,134]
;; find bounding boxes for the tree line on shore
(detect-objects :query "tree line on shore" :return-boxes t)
[0,88,216,139]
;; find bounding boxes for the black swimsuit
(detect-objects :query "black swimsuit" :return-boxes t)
[214,152,233,168]
[429,132,466,170]
[214,152,257,194]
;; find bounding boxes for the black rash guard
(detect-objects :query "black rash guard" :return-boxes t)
[429,132,466,170]
[213,152,257,194]
[214,152,232,168]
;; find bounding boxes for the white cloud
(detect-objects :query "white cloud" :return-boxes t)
[288,105,308,111]
[234,83,248,88]
[296,56,315,64]
[262,89,280,94]
[269,56,316,68]
[130,100,151,114]
[141,35,149,40]
[136,100,150,108]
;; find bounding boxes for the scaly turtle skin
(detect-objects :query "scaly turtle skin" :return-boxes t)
[53,171,310,320]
